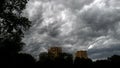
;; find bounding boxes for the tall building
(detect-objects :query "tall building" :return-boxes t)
[48,47,62,58]
[75,51,88,59]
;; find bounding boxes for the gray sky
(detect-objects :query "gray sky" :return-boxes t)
[22,0,120,60]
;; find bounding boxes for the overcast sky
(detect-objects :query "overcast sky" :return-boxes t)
[22,0,120,60]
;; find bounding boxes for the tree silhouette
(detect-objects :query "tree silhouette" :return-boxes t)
[94,55,120,67]
[58,53,73,65]
[108,55,120,65]
[0,0,32,66]
[38,52,49,65]
[13,53,36,67]
[74,57,93,67]
[0,0,31,53]
[37,52,73,67]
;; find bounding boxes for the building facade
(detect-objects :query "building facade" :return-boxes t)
[48,47,62,58]
[75,51,88,59]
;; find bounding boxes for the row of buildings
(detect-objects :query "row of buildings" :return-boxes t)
[48,47,88,59]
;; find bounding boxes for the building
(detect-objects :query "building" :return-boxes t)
[48,47,62,58]
[75,50,88,59]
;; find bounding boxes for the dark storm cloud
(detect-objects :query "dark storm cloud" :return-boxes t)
[22,0,120,60]
[80,5,120,33]
[88,44,120,59]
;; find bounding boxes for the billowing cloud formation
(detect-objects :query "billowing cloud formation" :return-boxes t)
[22,0,120,60]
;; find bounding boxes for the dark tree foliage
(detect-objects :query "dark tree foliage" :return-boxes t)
[94,55,120,67]
[37,52,73,67]
[0,0,31,53]
[38,52,49,65]
[108,55,120,65]
[37,52,120,67]
[58,53,73,65]
[0,0,35,67]
[13,53,36,66]
[74,57,93,67]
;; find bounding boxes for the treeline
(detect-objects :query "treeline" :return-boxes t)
[37,53,120,67]
[0,51,120,67]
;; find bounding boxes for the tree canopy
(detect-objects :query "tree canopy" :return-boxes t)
[0,0,31,53]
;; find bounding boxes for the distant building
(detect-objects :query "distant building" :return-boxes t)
[75,51,88,59]
[48,47,62,58]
